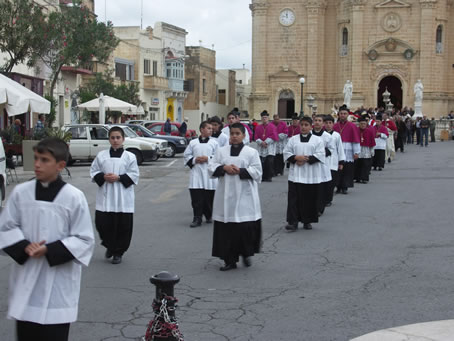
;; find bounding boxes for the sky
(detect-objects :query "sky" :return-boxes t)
[95,0,252,70]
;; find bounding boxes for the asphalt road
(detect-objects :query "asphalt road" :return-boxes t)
[1,142,454,341]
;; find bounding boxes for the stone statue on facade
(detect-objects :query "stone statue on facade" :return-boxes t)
[414,80,424,118]
[343,80,353,108]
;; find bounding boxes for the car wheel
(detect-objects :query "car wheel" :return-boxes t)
[164,144,176,158]
[151,153,159,161]
[128,149,143,165]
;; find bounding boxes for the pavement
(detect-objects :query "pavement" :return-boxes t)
[1,142,454,340]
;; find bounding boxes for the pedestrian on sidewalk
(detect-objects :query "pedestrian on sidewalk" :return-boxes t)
[415,117,422,145]
[323,115,345,207]
[284,116,325,232]
[184,121,218,228]
[420,116,430,147]
[209,123,262,271]
[372,115,389,171]
[0,138,94,341]
[90,127,140,265]
[395,115,407,152]
[430,117,436,143]
[164,118,172,135]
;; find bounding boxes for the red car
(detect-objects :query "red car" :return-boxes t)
[145,122,197,140]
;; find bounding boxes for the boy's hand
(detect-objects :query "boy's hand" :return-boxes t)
[104,173,119,183]
[295,155,308,165]
[231,165,240,174]
[25,240,47,258]
[223,165,237,175]
[196,156,208,164]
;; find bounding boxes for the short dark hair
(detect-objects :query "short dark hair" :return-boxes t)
[33,138,69,162]
[300,116,313,125]
[314,114,325,120]
[38,114,44,120]
[323,115,335,122]
[199,120,211,130]
[227,111,236,118]
[230,122,245,134]
[209,116,222,125]
[109,126,125,138]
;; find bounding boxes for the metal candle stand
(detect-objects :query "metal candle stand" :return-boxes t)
[143,271,184,341]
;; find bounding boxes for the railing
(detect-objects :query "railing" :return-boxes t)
[143,76,169,90]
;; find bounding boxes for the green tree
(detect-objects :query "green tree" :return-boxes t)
[0,0,49,73]
[42,0,119,103]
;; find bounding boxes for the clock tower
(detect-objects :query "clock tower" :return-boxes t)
[249,0,454,118]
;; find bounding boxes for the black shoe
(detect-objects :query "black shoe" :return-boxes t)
[335,188,341,194]
[388,158,391,163]
[112,255,122,264]
[303,223,313,230]
[373,167,377,170]
[285,223,298,232]
[205,218,212,224]
[318,212,322,217]
[220,263,237,271]
[242,256,252,267]
[105,250,113,259]
[361,180,368,184]
[341,189,348,194]
[378,168,383,171]
[190,217,202,228]
[325,202,332,207]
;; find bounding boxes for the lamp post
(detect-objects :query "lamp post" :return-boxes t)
[299,77,305,117]
[307,95,315,115]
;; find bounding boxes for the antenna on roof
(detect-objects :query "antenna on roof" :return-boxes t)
[140,0,143,29]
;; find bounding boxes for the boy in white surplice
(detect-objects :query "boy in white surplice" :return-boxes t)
[0,138,94,341]
[90,126,140,265]
[184,121,219,227]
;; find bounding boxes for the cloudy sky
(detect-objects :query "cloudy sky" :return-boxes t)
[95,0,252,70]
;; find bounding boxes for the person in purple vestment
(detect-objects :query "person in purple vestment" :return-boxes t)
[272,114,289,176]
[333,105,361,194]
[288,114,301,137]
[254,111,279,182]
[354,117,376,183]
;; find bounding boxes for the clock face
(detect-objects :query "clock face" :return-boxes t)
[279,9,295,26]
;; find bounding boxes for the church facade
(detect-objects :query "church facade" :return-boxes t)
[249,0,454,118]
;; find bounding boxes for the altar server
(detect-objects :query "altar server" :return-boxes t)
[333,105,361,194]
[323,115,345,207]
[372,115,389,171]
[312,114,334,215]
[254,110,279,182]
[222,111,251,144]
[272,114,289,176]
[354,117,376,183]
[0,138,94,341]
[184,121,218,227]
[284,116,325,231]
[90,126,140,264]
[209,116,229,147]
[209,123,262,271]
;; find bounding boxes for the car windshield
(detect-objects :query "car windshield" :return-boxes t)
[139,126,156,137]
[117,126,138,138]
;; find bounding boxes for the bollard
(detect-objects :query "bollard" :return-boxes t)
[143,271,184,341]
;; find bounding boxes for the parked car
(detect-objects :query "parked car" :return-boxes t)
[64,124,163,165]
[144,121,197,140]
[122,124,187,157]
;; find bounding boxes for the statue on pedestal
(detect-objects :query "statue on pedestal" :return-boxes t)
[413,80,424,118]
[343,80,353,109]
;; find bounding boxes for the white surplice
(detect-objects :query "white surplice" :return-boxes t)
[313,130,334,182]
[90,150,140,213]
[283,134,326,184]
[327,131,346,171]
[184,138,218,190]
[208,145,262,223]
[211,132,229,148]
[0,181,94,324]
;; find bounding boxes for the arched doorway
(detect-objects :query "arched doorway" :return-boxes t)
[278,90,295,119]
[377,76,402,110]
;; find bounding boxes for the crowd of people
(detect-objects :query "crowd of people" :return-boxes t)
[0,104,438,340]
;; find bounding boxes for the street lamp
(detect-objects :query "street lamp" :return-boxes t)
[299,77,305,117]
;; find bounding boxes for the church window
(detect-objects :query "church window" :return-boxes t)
[436,25,443,54]
[341,28,348,56]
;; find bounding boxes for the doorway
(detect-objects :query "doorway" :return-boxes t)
[278,90,295,119]
[377,76,402,110]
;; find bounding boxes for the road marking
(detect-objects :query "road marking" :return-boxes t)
[165,160,177,168]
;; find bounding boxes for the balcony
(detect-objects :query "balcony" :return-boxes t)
[144,75,169,90]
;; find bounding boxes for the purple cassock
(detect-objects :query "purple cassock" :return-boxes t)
[360,127,376,147]
[333,121,360,143]
[373,124,389,137]
[273,121,289,135]
[254,123,279,142]
[287,124,301,137]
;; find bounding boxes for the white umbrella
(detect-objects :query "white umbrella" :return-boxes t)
[0,73,51,116]
[77,95,137,124]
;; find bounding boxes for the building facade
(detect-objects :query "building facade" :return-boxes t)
[231,68,252,117]
[216,69,237,116]
[250,0,454,118]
